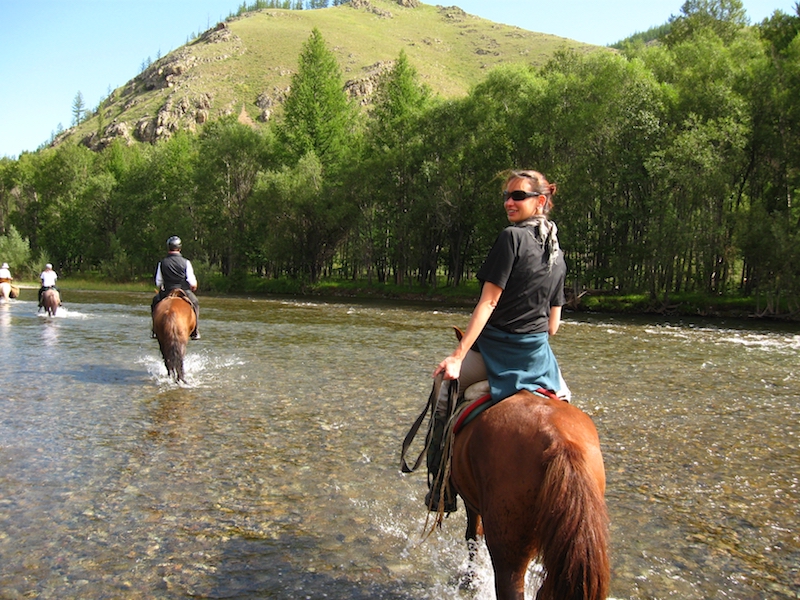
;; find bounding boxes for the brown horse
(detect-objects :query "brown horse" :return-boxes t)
[450,390,610,600]
[152,290,196,382]
[41,288,60,317]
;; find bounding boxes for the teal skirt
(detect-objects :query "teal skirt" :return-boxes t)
[476,324,561,402]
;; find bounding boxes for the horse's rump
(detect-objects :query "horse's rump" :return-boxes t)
[153,294,196,381]
[41,288,60,316]
[451,390,609,600]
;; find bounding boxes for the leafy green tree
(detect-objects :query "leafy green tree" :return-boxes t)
[734,6,800,306]
[255,153,357,282]
[361,50,434,284]
[108,132,197,276]
[417,89,514,286]
[269,28,360,282]
[644,26,760,294]
[0,157,20,236]
[10,144,98,271]
[666,0,748,45]
[194,117,273,276]
[0,225,31,276]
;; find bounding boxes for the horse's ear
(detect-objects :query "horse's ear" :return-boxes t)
[453,326,465,341]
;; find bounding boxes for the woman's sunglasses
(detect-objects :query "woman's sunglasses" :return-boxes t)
[503,190,541,201]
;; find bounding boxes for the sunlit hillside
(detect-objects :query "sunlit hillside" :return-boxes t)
[58,0,601,150]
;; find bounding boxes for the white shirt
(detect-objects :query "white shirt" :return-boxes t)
[40,270,58,287]
[0,268,11,280]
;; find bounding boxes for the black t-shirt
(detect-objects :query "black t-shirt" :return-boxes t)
[476,225,566,334]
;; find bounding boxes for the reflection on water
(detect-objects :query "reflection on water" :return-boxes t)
[0,303,9,331]
[0,293,798,599]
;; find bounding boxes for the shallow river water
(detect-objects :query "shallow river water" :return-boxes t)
[0,290,798,599]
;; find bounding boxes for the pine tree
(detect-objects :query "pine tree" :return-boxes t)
[71,91,85,126]
[278,28,354,166]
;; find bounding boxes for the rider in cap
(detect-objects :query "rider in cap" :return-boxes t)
[151,236,200,339]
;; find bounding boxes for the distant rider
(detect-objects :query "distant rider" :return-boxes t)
[0,262,11,285]
[0,262,12,301]
[151,236,200,340]
[38,263,59,308]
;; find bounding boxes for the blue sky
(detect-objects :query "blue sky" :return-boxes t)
[0,0,795,158]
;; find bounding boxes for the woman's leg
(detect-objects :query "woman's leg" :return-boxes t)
[434,349,487,415]
[458,349,488,393]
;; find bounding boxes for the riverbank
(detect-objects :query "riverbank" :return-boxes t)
[14,278,797,321]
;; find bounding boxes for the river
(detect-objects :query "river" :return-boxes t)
[0,290,797,599]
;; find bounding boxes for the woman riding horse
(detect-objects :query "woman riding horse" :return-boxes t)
[428,169,570,512]
[418,169,609,598]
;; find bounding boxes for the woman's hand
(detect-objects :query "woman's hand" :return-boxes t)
[433,354,463,381]
[431,281,502,382]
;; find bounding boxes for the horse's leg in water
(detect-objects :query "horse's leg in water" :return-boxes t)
[483,514,534,600]
[462,506,483,587]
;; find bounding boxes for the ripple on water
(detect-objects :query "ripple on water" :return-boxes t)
[0,299,797,599]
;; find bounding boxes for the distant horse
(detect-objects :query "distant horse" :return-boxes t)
[0,282,9,302]
[152,289,196,382]
[41,288,60,317]
[450,390,610,600]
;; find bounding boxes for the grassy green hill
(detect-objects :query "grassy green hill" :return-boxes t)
[58,0,601,150]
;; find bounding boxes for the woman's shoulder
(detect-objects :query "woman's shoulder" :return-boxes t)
[498,225,527,239]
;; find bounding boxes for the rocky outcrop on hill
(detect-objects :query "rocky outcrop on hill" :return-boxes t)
[255,86,291,122]
[136,23,244,93]
[136,93,214,143]
[344,61,395,105]
[81,121,134,151]
[438,5,467,21]
[349,0,394,18]
[78,22,241,149]
[139,51,199,92]
[81,92,214,150]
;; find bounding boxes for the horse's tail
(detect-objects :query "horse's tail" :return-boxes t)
[160,311,187,382]
[534,439,610,600]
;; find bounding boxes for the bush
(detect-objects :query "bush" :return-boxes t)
[0,226,32,278]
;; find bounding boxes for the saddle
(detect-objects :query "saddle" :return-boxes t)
[163,288,193,305]
[400,379,490,475]
[401,379,564,473]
